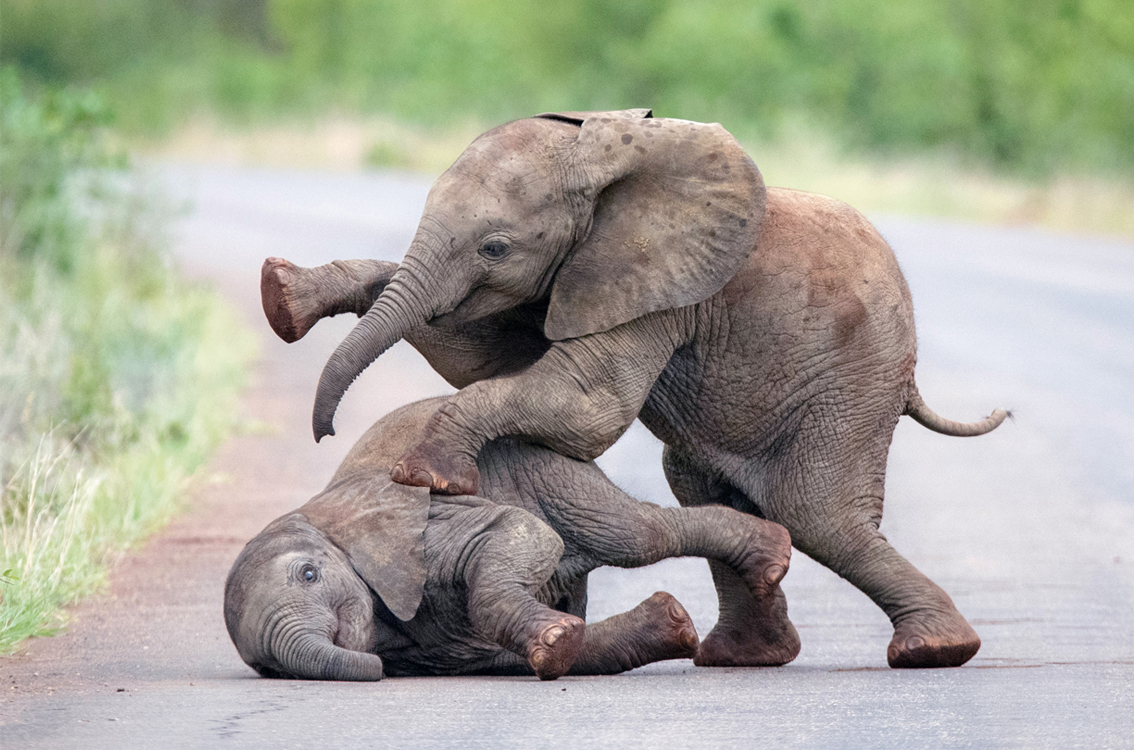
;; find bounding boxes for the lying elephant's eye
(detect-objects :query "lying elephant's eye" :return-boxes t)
[299,564,319,583]
[478,241,509,260]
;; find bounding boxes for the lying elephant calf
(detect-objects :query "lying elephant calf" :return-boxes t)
[225,397,793,681]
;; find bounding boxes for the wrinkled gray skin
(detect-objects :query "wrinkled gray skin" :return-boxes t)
[268,109,1007,669]
[224,397,794,681]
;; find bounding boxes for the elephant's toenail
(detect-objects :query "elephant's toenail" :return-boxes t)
[391,464,406,482]
[905,636,925,650]
[274,268,292,284]
[542,626,564,646]
[763,564,786,586]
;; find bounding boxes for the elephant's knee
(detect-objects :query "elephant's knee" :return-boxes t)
[487,507,565,576]
[548,399,628,460]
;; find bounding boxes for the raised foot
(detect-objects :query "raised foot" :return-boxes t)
[527,616,586,681]
[639,592,700,660]
[261,257,321,343]
[738,519,793,598]
[694,587,800,667]
[887,612,981,668]
[392,445,480,495]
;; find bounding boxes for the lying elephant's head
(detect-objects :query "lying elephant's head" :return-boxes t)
[224,478,431,680]
[313,109,766,440]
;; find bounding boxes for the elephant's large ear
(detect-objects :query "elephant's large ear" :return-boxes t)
[537,112,765,341]
[300,477,431,622]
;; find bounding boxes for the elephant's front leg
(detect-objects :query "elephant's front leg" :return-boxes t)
[662,446,802,667]
[393,312,686,494]
[446,502,586,680]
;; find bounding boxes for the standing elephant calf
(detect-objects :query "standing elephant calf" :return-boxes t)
[224,397,794,681]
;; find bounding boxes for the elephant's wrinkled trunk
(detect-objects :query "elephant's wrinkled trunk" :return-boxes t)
[278,630,385,681]
[312,269,432,442]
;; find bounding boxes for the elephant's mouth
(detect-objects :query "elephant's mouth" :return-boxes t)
[427,288,521,328]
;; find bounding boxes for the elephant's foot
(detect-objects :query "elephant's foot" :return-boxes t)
[261,257,323,343]
[887,611,981,668]
[736,520,793,598]
[527,615,586,681]
[694,621,801,668]
[634,592,700,661]
[566,592,698,675]
[694,587,800,667]
[392,443,480,495]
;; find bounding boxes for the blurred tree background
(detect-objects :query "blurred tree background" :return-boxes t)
[3,0,1132,177]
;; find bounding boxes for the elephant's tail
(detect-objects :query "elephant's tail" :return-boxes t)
[904,389,1010,437]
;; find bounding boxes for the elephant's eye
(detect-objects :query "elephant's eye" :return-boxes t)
[478,240,509,260]
[299,564,319,584]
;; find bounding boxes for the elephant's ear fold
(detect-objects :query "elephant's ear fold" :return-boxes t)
[535,108,653,125]
[543,115,766,341]
[301,477,431,622]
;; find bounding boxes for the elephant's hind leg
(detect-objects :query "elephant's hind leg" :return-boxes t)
[567,592,700,675]
[662,447,801,667]
[807,528,980,669]
[759,410,981,668]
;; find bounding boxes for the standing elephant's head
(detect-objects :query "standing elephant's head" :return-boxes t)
[224,478,430,680]
[313,109,766,440]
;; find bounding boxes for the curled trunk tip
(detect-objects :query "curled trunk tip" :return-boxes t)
[284,632,385,681]
[312,281,427,442]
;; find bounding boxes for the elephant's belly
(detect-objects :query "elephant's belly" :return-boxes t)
[377,588,504,677]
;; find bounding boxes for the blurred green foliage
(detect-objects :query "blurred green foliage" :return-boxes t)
[3,0,1132,174]
[0,69,252,649]
[0,69,125,274]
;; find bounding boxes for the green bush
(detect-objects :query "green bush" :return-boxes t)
[0,68,123,274]
[0,69,253,650]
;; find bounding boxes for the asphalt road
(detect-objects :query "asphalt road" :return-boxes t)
[3,163,1132,749]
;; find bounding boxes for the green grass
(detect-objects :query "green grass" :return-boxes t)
[0,70,255,651]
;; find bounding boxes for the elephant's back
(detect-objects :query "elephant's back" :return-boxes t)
[738,187,911,314]
[330,397,452,484]
[723,186,914,364]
